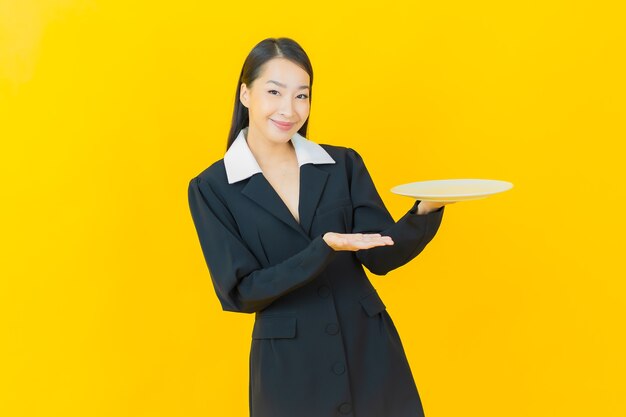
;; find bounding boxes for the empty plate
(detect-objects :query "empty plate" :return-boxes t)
[390,179,513,202]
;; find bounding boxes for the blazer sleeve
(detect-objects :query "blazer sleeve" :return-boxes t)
[346,147,445,276]
[188,176,338,314]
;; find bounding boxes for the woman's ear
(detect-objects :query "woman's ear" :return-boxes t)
[240,83,249,109]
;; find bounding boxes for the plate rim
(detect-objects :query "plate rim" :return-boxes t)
[390,178,514,198]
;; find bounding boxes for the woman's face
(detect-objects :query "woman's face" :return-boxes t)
[240,57,311,145]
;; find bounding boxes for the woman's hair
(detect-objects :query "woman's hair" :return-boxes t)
[226,37,314,151]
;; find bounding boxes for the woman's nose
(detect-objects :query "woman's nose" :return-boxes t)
[279,97,295,116]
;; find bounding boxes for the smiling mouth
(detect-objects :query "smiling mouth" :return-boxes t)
[271,119,294,127]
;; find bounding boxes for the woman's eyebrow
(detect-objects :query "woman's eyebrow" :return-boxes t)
[266,80,310,90]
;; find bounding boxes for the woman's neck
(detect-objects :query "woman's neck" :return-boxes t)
[245,126,296,168]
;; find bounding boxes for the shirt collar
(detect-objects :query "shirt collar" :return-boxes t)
[223,126,336,184]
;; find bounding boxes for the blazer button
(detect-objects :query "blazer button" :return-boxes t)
[325,323,339,335]
[338,402,352,414]
[317,285,331,298]
[332,362,345,375]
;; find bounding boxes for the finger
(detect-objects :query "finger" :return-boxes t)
[354,234,391,242]
[362,241,394,249]
[362,233,384,239]
[354,237,394,249]
[368,236,393,244]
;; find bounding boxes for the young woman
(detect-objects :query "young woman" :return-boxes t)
[188,37,452,417]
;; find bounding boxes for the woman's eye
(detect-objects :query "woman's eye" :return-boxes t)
[267,90,308,99]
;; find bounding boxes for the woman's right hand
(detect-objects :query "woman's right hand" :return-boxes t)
[322,232,394,252]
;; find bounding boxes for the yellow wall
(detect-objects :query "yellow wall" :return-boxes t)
[1,1,624,416]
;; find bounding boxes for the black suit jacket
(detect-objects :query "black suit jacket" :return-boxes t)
[188,145,444,417]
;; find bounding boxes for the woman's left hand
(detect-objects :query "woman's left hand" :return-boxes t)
[416,200,456,215]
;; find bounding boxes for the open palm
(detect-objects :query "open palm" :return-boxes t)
[323,232,394,252]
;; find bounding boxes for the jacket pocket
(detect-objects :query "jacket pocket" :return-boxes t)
[252,316,297,339]
[315,198,353,216]
[359,291,387,317]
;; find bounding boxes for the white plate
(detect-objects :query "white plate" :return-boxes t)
[390,179,513,202]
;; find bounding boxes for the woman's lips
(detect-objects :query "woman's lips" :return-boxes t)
[271,119,294,131]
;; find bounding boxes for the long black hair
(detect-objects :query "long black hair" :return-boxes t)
[226,38,314,151]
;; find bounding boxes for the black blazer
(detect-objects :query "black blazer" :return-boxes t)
[188,145,445,417]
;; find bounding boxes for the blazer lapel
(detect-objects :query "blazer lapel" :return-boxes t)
[298,164,329,236]
[241,164,330,239]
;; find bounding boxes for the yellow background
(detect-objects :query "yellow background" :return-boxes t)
[1,1,625,416]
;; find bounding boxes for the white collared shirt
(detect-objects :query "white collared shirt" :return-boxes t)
[223,126,336,184]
